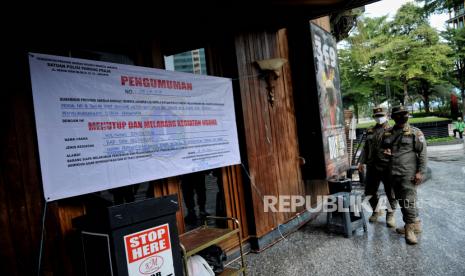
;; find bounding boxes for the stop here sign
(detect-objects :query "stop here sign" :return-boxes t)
[124,224,175,276]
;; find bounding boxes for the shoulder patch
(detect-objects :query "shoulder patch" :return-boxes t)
[413,127,424,136]
[414,128,425,141]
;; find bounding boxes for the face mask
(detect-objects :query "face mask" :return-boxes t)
[374,116,387,124]
[393,115,408,125]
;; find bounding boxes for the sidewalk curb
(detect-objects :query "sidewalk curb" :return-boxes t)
[427,143,465,152]
[427,139,463,147]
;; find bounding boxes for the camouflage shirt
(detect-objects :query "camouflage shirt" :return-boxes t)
[382,124,427,176]
[359,122,390,170]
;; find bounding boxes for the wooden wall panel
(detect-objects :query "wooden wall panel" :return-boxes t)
[53,201,85,275]
[153,178,185,234]
[0,69,37,275]
[0,51,81,275]
[275,28,306,217]
[219,165,249,251]
[0,166,18,276]
[234,29,304,237]
[205,37,251,251]
[311,16,331,32]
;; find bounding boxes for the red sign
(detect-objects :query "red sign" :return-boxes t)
[124,224,171,264]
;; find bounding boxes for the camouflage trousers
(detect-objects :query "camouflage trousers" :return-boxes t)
[364,166,397,212]
[392,175,419,224]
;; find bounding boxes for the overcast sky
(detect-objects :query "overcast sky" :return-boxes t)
[364,0,449,31]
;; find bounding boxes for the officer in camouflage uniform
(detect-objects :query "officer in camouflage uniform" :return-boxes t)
[382,106,427,245]
[358,107,397,227]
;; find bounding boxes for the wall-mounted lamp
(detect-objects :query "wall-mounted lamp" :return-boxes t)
[255,58,288,107]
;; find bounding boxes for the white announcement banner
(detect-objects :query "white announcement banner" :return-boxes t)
[28,53,241,201]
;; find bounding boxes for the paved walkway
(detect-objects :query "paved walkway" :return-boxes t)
[237,146,465,276]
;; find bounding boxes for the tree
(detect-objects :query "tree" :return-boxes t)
[416,0,465,118]
[339,16,390,119]
[411,79,453,113]
[340,3,454,115]
[416,0,463,15]
[339,48,372,120]
[443,27,465,117]
[430,83,456,112]
[410,25,453,112]
[370,3,453,109]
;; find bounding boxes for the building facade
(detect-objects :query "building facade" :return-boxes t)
[165,48,207,75]
[1,1,376,275]
[447,0,465,28]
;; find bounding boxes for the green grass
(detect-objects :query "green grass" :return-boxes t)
[357,117,450,129]
[426,136,456,144]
